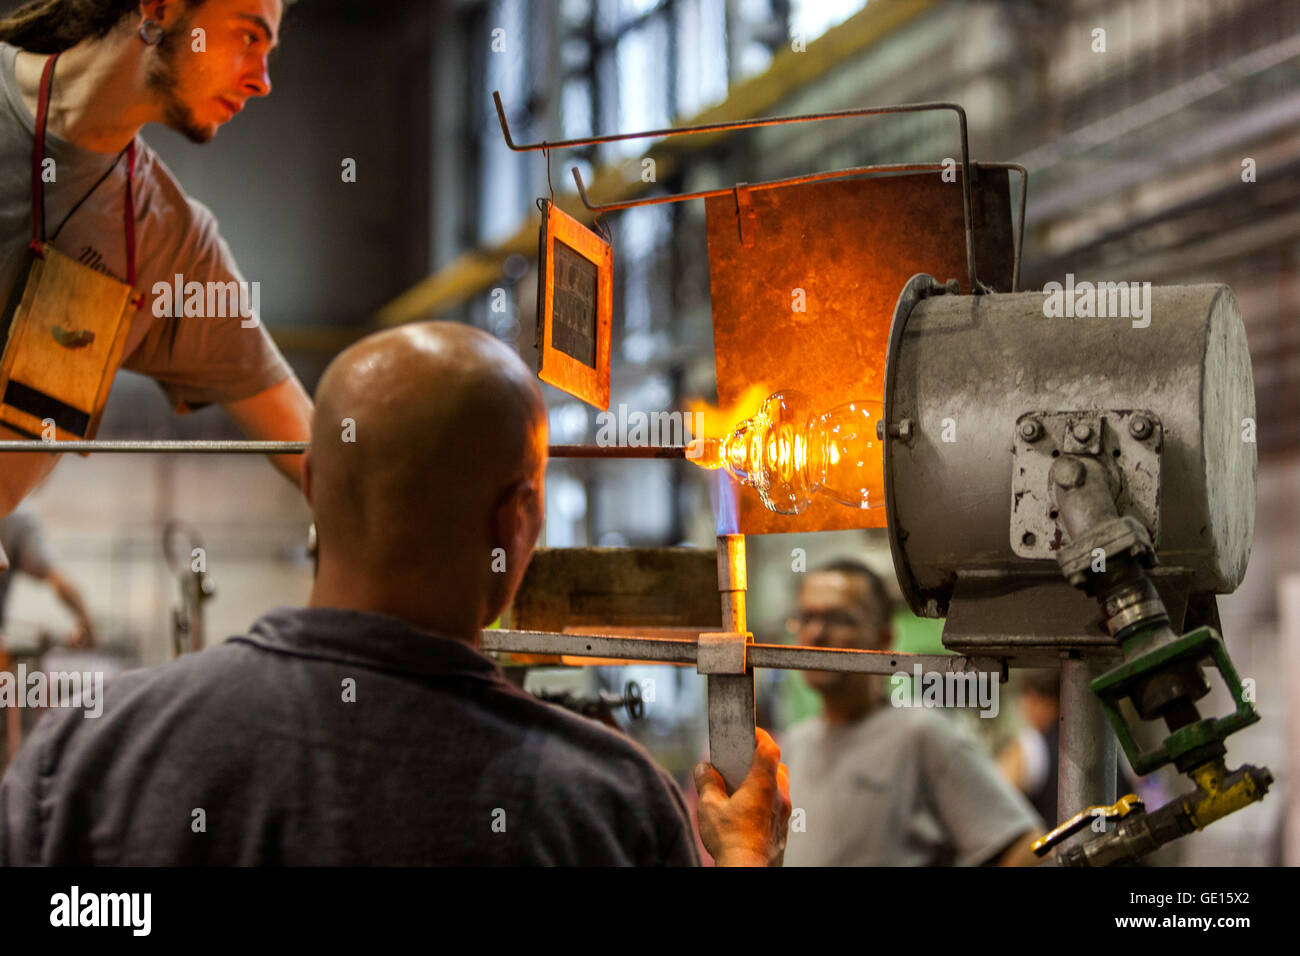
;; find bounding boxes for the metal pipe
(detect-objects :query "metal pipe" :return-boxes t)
[547,444,689,459]
[0,440,308,454]
[710,533,755,794]
[0,441,695,459]
[1057,655,1117,848]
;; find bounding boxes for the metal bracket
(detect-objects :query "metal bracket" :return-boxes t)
[1011,410,1162,560]
[697,631,750,674]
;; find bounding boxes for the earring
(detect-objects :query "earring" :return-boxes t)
[139,19,164,45]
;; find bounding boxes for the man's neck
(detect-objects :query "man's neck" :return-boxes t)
[16,37,159,153]
[307,561,486,645]
[822,693,880,727]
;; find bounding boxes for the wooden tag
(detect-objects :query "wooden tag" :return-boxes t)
[0,244,134,441]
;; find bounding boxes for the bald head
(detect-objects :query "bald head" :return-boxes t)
[305,322,548,635]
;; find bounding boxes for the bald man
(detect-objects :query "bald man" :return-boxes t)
[0,321,789,866]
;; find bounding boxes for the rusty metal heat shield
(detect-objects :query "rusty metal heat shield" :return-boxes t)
[706,169,1015,535]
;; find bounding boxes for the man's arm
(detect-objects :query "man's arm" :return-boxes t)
[694,728,792,866]
[46,569,95,648]
[922,714,1047,867]
[0,427,60,521]
[221,376,313,489]
[996,831,1043,867]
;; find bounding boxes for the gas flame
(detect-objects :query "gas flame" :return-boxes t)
[684,384,771,533]
[683,382,772,470]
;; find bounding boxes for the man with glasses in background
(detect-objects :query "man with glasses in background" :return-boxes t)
[780,558,1044,866]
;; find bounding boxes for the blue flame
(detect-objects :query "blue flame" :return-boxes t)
[710,469,740,536]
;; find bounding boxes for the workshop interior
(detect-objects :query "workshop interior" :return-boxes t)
[0,0,1297,873]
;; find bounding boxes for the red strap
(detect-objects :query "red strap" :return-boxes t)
[30,52,139,308]
[124,139,136,289]
[28,52,57,252]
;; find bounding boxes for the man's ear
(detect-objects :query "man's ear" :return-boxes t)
[494,479,542,554]
[519,477,543,530]
[492,479,523,552]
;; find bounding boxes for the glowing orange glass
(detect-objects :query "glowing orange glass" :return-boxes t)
[687,390,884,515]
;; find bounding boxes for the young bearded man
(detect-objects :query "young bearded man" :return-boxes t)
[0,0,311,526]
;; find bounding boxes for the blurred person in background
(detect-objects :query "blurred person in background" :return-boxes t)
[0,506,96,774]
[780,558,1044,866]
[997,670,1059,826]
[0,507,94,647]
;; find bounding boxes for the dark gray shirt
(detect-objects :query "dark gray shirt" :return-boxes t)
[0,606,700,865]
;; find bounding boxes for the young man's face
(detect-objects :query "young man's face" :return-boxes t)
[147,0,282,143]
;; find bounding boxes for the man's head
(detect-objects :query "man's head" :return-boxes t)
[0,0,284,143]
[143,0,281,143]
[791,558,893,701]
[1019,669,1060,733]
[303,322,548,640]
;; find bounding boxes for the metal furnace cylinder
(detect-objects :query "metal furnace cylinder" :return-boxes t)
[882,276,1255,625]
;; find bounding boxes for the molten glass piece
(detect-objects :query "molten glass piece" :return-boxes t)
[686,390,885,515]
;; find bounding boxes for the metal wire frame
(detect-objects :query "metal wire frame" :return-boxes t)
[571,160,1028,293]
[492,91,1026,292]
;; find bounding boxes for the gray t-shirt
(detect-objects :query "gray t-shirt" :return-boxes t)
[0,42,291,413]
[781,705,1043,866]
[0,509,51,625]
[0,605,700,865]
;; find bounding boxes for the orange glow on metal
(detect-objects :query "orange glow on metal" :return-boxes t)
[705,171,1014,532]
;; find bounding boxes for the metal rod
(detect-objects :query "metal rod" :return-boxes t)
[708,534,755,795]
[493,92,980,291]
[483,630,698,664]
[571,161,1028,294]
[1057,655,1117,849]
[748,643,1001,676]
[493,90,966,155]
[0,440,308,454]
[547,444,690,459]
[481,628,1002,675]
[0,441,696,460]
[571,161,948,212]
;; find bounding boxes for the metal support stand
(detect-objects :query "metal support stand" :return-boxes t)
[1057,655,1116,842]
[708,534,755,793]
